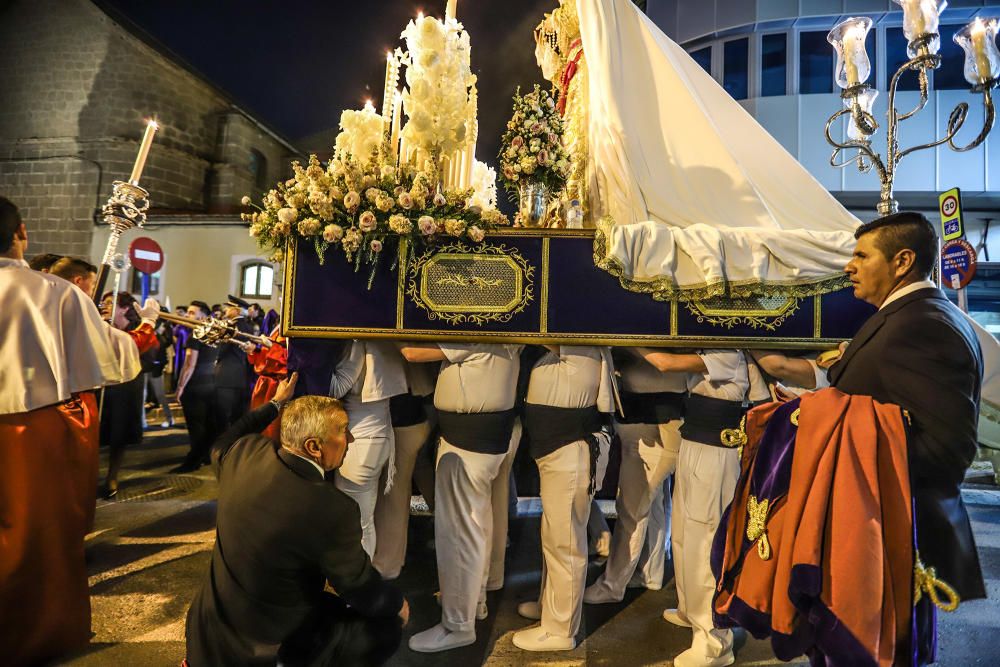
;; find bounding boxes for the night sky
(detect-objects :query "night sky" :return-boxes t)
[99,0,555,170]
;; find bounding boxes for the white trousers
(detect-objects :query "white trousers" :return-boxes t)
[672,438,740,660]
[535,440,592,639]
[591,420,681,598]
[435,437,506,633]
[634,476,673,588]
[373,420,432,578]
[334,432,394,557]
[487,418,521,591]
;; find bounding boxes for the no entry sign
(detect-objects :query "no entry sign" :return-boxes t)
[129,237,164,275]
[940,238,977,290]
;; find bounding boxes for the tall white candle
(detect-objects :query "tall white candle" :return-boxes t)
[842,25,866,86]
[382,52,399,121]
[129,120,158,185]
[446,0,457,21]
[971,19,994,82]
[390,90,402,159]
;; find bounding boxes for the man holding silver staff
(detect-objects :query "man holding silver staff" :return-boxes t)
[0,196,154,665]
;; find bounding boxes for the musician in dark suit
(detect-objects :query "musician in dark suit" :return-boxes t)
[184,372,408,667]
[829,211,984,664]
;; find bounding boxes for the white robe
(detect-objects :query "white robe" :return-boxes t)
[0,258,141,414]
[577,0,859,299]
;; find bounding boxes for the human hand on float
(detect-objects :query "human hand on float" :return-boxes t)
[273,372,299,405]
[136,298,161,322]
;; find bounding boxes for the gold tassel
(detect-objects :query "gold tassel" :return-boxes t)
[746,495,772,561]
[913,551,960,612]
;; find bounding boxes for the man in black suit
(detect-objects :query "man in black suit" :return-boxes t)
[829,211,984,663]
[185,372,408,666]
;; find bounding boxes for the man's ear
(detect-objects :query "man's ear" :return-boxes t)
[893,248,916,278]
[16,223,27,241]
[303,437,323,459]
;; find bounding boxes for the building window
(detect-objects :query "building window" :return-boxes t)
[249,149,268,191]
[130,270,160,295]
[799,31,834,94]
[885,28,921,91]
[723,38,749,100]
[241,262,274,298]
[935,24,968,90]
[690,46,712,75]
[761,33,787,97]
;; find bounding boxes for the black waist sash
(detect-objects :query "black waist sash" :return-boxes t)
[617,390,685,424]
[680,394,746,447]
[436,408,518,455]
[390,393,427,428]
[523,404,601,460]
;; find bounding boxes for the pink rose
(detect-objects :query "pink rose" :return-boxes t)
[433,192,447,207]
[358,210,377,232]
[467,225,485,243]
[398,192,414,209]
[531,122,543,134]
[511,136,524,148]
[548,133,558,145]
[536,149,549,166]
[370,239,383,253]
[418,216,436,236]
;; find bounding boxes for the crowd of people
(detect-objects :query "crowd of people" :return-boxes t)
[0,192,986,667]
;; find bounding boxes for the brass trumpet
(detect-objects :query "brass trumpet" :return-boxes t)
[156,311,273,349]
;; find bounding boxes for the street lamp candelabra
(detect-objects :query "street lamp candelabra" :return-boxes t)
[824,1,1000,215]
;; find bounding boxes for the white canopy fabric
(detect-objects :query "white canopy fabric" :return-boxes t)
[578,0,860,300]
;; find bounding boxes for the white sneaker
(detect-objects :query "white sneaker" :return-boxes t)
[476,599,488,621]
[512,625,576,652]
[408,624,476,653]
[591,530,610,558]
[583,581,623,604]
[517,601,542,620]
[662,608,693,627]
[672,646,735,667]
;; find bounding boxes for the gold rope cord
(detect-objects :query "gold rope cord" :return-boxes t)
[913,550,960,611]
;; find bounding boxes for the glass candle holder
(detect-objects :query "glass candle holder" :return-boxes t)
[954,18,1000,86]
[829,17,873,89]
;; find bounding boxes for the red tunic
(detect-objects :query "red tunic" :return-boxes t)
[248,335,287,440]
[128,321,159,355]
[0,393,99,665]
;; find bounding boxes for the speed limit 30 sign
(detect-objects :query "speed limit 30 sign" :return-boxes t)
[939,187,964,241]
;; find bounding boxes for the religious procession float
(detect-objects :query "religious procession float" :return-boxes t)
[240,0,880,350]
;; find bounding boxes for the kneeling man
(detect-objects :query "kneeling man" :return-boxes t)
[185,373,408,666]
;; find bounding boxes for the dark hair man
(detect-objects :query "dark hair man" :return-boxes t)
[829,211,984,664]
[185,373,407,666]
[28,252,62,272]
[0,196,144,664]
[49,257,98,296]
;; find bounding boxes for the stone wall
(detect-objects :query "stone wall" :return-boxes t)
[0,0,297,259]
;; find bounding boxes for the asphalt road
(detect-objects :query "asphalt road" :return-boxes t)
[58,420,1000,666]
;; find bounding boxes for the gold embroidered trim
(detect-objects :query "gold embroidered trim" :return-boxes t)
[914,551,960,611]
[747,495,772,561]
[790,408,800,426]
[721,415,748,449]
[592,217,852,303]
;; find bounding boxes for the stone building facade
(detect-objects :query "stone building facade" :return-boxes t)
[0,0,299,264]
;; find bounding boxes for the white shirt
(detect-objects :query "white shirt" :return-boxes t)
[879,279,937,310]
[687,350,749,402]
[434,343,522,413]
[329,340,406,439]
[0,257,141,414]
[617,347,687,394]
[526,345,615,411]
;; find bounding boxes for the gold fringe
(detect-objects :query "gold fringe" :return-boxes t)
[592,217,852,303]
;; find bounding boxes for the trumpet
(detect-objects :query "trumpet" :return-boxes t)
[156,311,273,349]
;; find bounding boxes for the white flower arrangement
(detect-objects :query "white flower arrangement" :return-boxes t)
[334,102,385,167]
[400,14,474,157]
[466,160,498,211]
[499,85,570,195]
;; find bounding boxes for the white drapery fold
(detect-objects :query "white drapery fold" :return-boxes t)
[577,0,860,299]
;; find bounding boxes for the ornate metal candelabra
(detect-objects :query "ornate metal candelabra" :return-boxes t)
[824,2,1000,215]
[91,180,150,302]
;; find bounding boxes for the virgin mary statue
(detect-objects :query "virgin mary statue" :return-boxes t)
[535,0,860,302]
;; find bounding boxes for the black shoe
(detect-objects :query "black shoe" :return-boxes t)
[98,481,119,499]
[170,461,201,474]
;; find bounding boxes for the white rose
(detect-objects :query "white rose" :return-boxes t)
[277,207,298,225]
